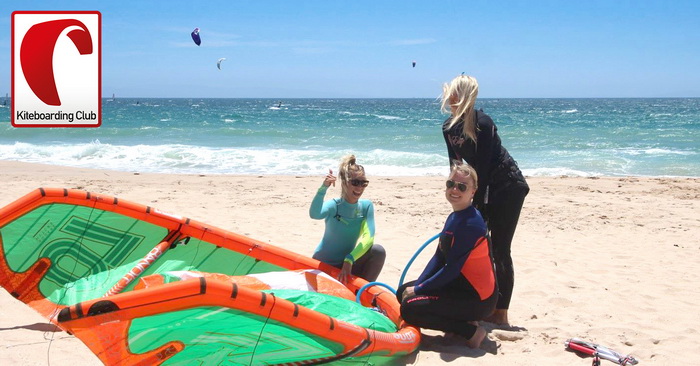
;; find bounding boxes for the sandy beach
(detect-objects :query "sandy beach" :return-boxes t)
[1,160,698,365]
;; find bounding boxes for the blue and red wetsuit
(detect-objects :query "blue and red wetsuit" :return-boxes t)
[397,206,497,339]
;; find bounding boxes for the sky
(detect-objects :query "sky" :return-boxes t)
[1,1,699,98]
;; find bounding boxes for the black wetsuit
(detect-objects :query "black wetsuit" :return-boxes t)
[442,109,529,310]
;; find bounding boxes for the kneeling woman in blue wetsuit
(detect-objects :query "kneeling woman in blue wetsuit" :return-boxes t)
[309,154,386,283]
[397,162,497,348]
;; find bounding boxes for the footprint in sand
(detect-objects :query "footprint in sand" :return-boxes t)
[491,329,527,342]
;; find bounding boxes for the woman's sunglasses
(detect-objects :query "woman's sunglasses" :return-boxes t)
[445,179,468,192]
[350,179,369,187]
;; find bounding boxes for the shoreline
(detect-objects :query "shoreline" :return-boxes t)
[1,160,699,365]
[1,159,698,180]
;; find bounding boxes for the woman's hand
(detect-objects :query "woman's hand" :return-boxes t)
[338,261,352,284]
[323,169,336,187]
[402,286,416,299]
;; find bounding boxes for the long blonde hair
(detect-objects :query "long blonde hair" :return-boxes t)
[338,154,365,197]
[441,74,479,143]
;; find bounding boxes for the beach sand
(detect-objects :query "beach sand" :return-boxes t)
[1,160,698,365]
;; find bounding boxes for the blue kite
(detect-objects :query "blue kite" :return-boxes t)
[191,28,201,46]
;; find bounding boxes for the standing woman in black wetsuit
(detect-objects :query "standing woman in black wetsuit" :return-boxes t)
[441,74,529,325]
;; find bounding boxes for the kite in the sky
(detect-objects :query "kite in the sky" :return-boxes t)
[0,188,420,365]
[217,57,226,70]
[412,60,416,68]
[191,28,201,46]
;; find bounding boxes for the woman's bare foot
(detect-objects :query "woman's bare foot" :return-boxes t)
[465,326,487,348]
[445,322,481,343]
[483,309,509,325]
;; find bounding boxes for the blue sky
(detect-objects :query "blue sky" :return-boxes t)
[1,1,699,98]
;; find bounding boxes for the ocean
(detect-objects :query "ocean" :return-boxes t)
[1,98,698,177]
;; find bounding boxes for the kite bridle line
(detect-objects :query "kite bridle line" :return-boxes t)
[222,231,381,365]
[258,292,375,365]
[45,192,101,366]
[249,290,277,366]
[228,235,262,276]
[186,223,268,363]
[360,321,379,366]
[45,192,188,365]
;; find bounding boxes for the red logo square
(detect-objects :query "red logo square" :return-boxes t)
[11,11,101,127]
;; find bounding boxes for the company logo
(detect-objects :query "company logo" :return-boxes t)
[12,11,101,127]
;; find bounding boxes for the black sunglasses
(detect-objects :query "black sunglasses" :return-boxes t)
[446,179,468,192]
[350,179,369,187]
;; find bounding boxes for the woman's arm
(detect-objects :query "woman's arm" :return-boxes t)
[415,246,443,284]
[473,112,495,207]
[309,185,331,219]
[414,224,482,294]
[310,169,337,219]
[346,201,375,264]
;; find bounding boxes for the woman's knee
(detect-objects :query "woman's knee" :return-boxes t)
[400,302,423,325]
[372,244,386,262]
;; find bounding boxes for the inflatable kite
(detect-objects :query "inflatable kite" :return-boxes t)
[0,188,419,365]
[191,28,201,46]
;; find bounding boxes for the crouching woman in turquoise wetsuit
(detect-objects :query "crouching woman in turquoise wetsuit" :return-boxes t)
[397,162,497,349]
[309,154,386,283]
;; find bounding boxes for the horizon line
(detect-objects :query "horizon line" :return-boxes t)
[93,96,700,100]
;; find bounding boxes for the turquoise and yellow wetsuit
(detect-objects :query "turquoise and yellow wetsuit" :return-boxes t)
[309,185,375,268]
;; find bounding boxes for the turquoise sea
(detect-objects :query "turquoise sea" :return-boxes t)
[1,98,698,177]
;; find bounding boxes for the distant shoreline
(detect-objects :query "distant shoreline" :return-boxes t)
[2,160,698,179]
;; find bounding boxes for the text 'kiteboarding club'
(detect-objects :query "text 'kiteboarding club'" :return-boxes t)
[11,11,101,128]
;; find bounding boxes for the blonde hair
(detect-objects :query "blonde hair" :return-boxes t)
[338,154,365,196]
[450,160,478,190]
[441,74,479,143]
